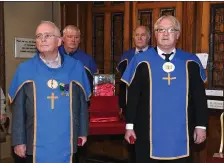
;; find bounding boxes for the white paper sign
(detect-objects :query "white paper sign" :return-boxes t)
[196,53,209,69]
[15,37,36,58]
[206,89,223,97]
[207,100,224,110]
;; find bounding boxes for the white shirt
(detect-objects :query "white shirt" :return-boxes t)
[135,46,149,55]
[157,47,175,61]
[126,47,206,130]
[40,52,61,68]
[0,87,6,114]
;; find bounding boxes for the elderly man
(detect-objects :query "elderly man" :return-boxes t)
[122,16,208,163]
[59,25,98,92]
[117,25,151,115]
[9,21,90,163]
[117,26,151,163]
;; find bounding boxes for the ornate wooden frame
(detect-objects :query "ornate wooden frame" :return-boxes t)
[209,3,224,88]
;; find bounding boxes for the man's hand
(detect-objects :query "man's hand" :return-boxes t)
[119,108,123,116]
[14,144,26,158]
[194,128,206,144]
[125,129,136,144]
[78,136,87,146]
[0,114,6,124]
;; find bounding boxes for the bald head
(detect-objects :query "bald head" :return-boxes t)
[35,21,62,56]
[133,26,151,49]
[36,21,61,37]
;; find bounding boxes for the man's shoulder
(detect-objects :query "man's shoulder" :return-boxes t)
[176,48,193,56]
[77,49,94,60]
[17,55,37,71]
[122,48,135,57]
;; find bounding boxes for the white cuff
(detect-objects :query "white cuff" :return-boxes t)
[195,126,206,130]
[126,123,134,130]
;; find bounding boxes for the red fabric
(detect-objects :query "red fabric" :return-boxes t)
[94,83,115,96]
[90,116,120,123]
[88,96,125,135]
[89,96,119,111]
[89,121,125,135]
[206,157,224,163]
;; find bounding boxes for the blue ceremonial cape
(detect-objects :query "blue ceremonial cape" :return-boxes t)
[117,46,152,72]
[59,45,98,75]
[8,52,91,163]
[121,48,206,159]
[117,48,135,72]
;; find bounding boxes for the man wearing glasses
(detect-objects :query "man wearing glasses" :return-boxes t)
[9,21,90,163]
[59,25,98,92]
[122,16,208,163]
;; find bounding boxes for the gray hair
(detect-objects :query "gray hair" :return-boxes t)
[62,25,81,36]
[38,21,61,36]
[154,15,181,32]
[133,25,151,38]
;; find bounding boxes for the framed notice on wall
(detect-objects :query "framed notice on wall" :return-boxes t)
[15,37,36,58]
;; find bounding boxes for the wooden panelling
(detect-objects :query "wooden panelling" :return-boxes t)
[86,2,130,74]
[61,3,224,163]
[60,2,88,51]
[92,13,105,73]
[182,2,196,53]
[132,1,183,48]
[111,13,124,74]
[123,2,131,51]
[104,12,111,73]
[209,3,224,88]
[86,3,93,55]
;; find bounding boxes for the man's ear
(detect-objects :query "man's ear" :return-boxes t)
[57,37,62,47]
[176,32,180,40]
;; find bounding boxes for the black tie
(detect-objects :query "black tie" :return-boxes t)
[162,52,173,62]
[138,50,143,53]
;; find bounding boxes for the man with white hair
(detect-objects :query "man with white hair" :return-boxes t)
[122,16,208,163]
[9,21,90,163]
[59,25,98,92]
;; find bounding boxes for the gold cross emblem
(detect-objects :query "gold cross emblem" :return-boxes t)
[162,73,176,85]
[47,92,58,109]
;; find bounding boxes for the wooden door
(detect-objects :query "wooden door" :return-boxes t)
[132,2,183,48]
[86,2,131,94]
[86,2,130,75]
[61,2,88,51]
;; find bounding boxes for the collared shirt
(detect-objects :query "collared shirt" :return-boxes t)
[157,47,176,61]
[135,46,149,54]
[40,52,61,68]
[126,47,206,130]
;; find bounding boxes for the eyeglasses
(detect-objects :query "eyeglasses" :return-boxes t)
[36,33,57,40]
[155,28,179,33]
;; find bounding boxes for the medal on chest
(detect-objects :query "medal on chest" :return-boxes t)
[162,62,175,73]
[162,62,176,85]
[47,79,58,89]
